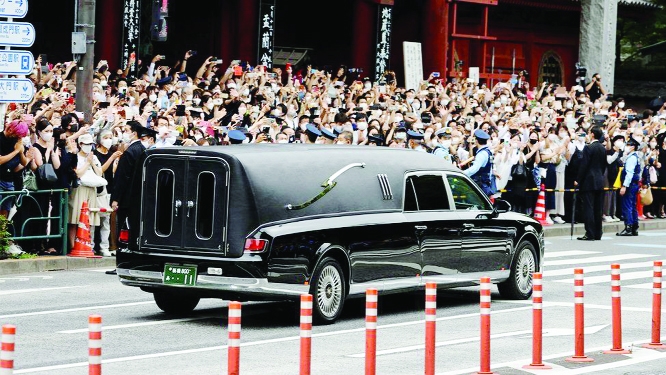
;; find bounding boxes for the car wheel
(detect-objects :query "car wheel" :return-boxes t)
[153,291,200,315]
[310,258,345,324]
[498,241,536,300]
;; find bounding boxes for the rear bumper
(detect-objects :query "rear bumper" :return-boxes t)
[117,268,309,298]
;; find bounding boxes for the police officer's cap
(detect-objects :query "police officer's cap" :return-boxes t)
[368,134,385,146]
[128,121,157,138]
[228,129,246,144]
[473,129,490,140]
[435,127,452,138]
[407,130,424,140]
[320,127,336,140]
[626,137,639,148]
[306,123,321,137]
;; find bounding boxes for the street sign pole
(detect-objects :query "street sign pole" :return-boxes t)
[75,0,96,122]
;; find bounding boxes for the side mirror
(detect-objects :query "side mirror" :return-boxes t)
[493,199,511,215]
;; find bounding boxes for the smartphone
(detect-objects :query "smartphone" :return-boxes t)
[432,72,440,78]
[233,66,243,76]
[220,93,229,99]
[268,73,278,79]
[188,50,197,56]
[98,102,110,109]
[285,63,291,70]
[23,114,34,123]
[175,105,186,116]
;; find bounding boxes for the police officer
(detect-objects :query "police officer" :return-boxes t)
[432,127,454,166]
[407,130,426,152]
[617,137,641,236]
[228,129,247,145]
[464,129,495,196]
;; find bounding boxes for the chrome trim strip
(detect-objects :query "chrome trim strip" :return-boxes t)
[117,268,309,297]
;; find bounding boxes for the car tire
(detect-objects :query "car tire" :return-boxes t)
[309,257,346,325]
[498,241,536,300]
[153,291,200,315]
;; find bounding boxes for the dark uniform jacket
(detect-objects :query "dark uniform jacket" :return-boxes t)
[111,140,145,209]
[577,140,607,191]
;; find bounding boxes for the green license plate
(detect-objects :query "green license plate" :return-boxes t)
[163,264,197,286]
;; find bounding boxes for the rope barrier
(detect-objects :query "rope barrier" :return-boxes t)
[497,186,666,193]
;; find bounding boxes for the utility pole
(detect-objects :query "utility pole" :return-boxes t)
[75,0,96,123]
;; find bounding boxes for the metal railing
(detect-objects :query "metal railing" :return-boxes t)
[0,189,69,255]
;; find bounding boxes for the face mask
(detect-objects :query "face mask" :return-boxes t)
[277,139,288,144]
[364,83,372,90]
[530,139,538,145]
[594,102,601,109]
[566,102,573,109]
[149,94,157,102]
[80,144,93,154]
[441,140,451,148]
[100,80,108,87]
[406,98,414,104]
[500,96,508,105]
[491,115,499,122]
[70,124,79,133]
[206,102,215,110]
[22,136,31,147]
[40,133,53,142]
[94,92,106,102]
[559,132,568,139]
[122,133,132,143]
[618,102,625,109]
[412,100,421,110]
[242,89,250,97]
[650,142,658,148]
[165,137,177,146]
[101,139,112,149]
[111,136,119,145]
[193,98,202,106]
[634,136,643,143]
[359,103,368,111]
[579,98,587,104]
[141,140,151,149]
[336,141,347,145]
[194,134,203,141]
[356,122,368,131]
[395,132,407,141]
[493,101,501,108]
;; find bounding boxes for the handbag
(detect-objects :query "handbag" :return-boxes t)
[511,163,527,179]
[23,169,38,191]
[96,191,111,216]
[613,167,623,190]
[36,163,58,183]
[640,187,653,206]
[79,169,108,188]
[649,166,658,184]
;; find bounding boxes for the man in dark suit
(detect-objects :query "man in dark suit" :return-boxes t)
[575,125,607,240]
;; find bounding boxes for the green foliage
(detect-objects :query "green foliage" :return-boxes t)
[618,1,666,65]
[0,215,11,258]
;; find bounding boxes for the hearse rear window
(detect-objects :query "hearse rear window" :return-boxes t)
[446,175,491,211]
[196,172,216,239]
[155,169,175,236]
[404,174,449,211]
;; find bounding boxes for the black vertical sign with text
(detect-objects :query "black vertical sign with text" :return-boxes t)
[257,0,275,69]
[375,4,393,82]
[121,0,141,76]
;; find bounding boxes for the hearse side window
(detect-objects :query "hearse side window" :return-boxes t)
[446,175,491,211]
[404,174,449,211]
[196,172,216,239]
[155,169,175,236]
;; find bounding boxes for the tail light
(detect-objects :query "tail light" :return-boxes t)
[244,239,268,253]
[118,229,129,244]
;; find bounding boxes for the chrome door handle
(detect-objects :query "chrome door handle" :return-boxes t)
[463,223,475,229]
[415,225,428,231]
[174,200,182,217]
[186,200,194,218]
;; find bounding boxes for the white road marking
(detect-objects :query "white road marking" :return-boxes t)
[11,306,532,373]
[624,282,666,290]
[544,253,657,266]
[0,285,87,296]
[636,231,666,237]
[0,301,154,319]
[543,261,655,277]
[58,316,215,334]
[88,268,116,273]
[0,276,53,282]
[614,243,666,249]
[543,250,600,258]
[496,300,652,312]
[554,270,654,285]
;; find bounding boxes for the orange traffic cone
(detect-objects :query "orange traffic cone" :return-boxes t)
[534,184,550,226]
[69,201,100,258]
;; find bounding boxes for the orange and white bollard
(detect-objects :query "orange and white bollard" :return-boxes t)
[523,273,551,370]
[566,269,594,363]
[644,261,666,349]
[300,294,313,375]
[88,315,102,375]
[604,264,630,354]
[473,277,497,375]
[425,283,437,375]
[1,324,16,375]
[228,302,241,375]
[365,288,378,375]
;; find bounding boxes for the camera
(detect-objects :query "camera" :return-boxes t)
[575,62,587,86]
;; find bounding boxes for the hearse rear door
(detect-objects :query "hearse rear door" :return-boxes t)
[141,155,229,253]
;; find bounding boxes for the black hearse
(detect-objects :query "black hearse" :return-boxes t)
[117,145,544,323]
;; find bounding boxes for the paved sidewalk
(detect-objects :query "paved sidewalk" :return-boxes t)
[1,219,665,276]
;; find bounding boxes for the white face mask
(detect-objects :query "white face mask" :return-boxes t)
[615,141,625,150]
[491,115,499,122]
[500,96,508,105]
[395,133,407,141]
[40,133,53,142]
[650,142,658,148]
[579,98,587,103]
[80,144,93,154]
[101,139,112,149]
[336,141,347,145]
[566,102,573,109]
[100,80,108,87]
[94,92,106,102]
[166,137,177,146]
[277,139,288,144]
[141,140,151,149]
[194,134,203,141]
[22,136,31,148]
[594,102,601,109]
[356,122,368,131]
[206,102,215,110]
[193,98,201,105]
[547,134,558,142]
[441,140,451,148]
[634,136,643,143]
[149,94,157,102]
[112,136,119,145]
[242,89,250,97]
[122,133,132,143]
[618,102,625,109]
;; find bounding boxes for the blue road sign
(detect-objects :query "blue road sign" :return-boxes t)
[0,21,34,47]
[0,50,33,74]
[0,0,29,18]
[0,78,34,103]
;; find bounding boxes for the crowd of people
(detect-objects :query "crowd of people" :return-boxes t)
[1,50,666,254]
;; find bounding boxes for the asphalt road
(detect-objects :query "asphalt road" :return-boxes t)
[1,230,666,375]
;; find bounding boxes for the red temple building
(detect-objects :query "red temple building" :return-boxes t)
[26,0,657,92]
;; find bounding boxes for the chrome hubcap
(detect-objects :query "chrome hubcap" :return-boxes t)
[317,265,342,318]
[515,248,535,294]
